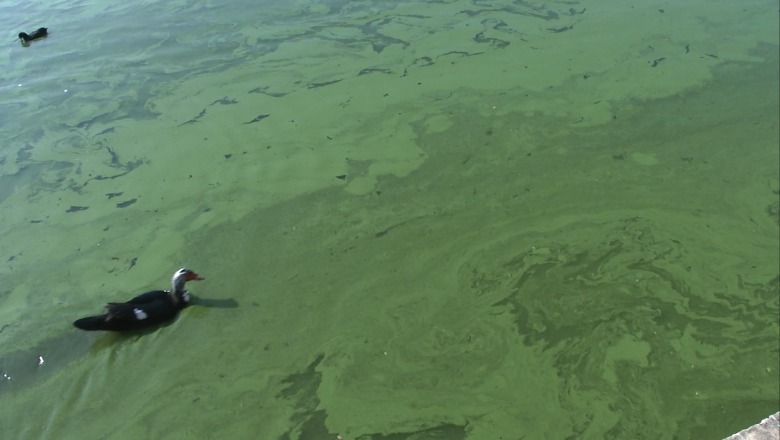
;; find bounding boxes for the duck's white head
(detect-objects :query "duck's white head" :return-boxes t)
[171,268,204,294]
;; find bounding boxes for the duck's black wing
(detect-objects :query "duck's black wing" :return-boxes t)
[107,294,179,323]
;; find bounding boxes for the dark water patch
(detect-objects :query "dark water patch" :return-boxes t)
[358,68,394,76]
[178,108,207,127]
[95,126,116,136]
[0,160,76,203]
[547,24,575,33]
[767,201,779,223]
[458,6,560,21]
[356,423,468,440]
[286,410,332,440]
[307,79,342,89]
[358,15,420,52]
[248,86,288,97]
[276,353,338,440]
[67,141,145,190]
[3,137,145,202]
[211,96,239,105]
[439,50,485,59]
[16,144,33,161]
[243,114,270,124]
[74,112,121,131]
[116,198,137,208]
[473,31,510,48]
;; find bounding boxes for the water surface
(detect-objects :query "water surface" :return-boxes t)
[1,0,778,439]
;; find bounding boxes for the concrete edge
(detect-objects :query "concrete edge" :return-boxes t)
[724,412,780,440]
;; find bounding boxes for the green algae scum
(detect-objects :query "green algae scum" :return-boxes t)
[1,0,778,439]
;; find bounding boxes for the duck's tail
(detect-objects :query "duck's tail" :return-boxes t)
[73,315,108,331]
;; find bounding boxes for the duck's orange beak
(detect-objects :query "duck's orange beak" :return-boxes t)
[186,272,205,281]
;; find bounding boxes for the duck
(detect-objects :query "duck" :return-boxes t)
[18,27,48,44]
[73,268,204,332]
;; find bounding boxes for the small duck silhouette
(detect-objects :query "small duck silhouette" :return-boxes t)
[18,27,48,45]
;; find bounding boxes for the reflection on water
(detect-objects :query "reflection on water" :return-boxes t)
[1,0,778,439]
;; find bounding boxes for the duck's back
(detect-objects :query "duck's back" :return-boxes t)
[73,290,186,331]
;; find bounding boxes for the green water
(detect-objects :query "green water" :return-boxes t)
[1,0,778,439]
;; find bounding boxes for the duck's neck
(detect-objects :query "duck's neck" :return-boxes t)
[171,275,188,294]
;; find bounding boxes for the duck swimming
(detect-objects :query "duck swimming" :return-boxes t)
[18,27,48,44]
[73,268,204,331]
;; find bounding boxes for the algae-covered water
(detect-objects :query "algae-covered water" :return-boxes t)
[1,0,778,439]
